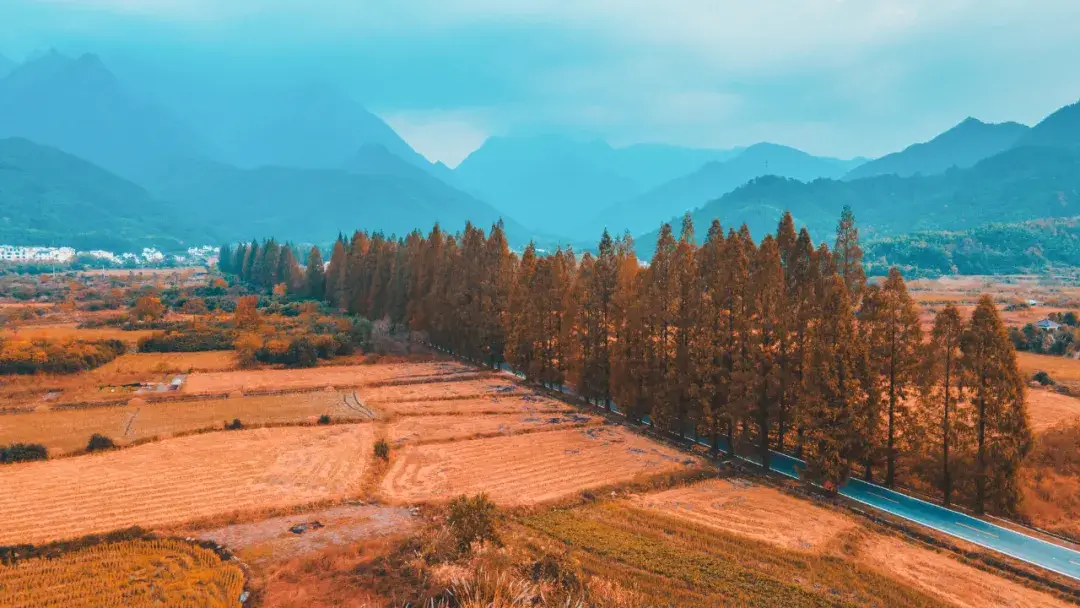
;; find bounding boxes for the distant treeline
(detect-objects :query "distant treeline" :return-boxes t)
[222,208,1031,516]
[865,217,1080,277]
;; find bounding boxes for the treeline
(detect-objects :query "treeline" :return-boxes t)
[222,208,1032,515]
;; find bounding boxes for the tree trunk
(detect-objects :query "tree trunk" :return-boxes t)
[886,360,897,487]
[943,354,952,507]
[975,375,987,515]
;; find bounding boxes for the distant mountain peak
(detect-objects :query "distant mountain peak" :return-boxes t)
[1015,98,1080,150]
[844,117,1029,180]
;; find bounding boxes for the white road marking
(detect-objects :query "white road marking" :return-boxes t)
[957,522,999,538]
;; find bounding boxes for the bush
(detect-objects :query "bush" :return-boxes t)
[446,493,501,554]
[86,434,116,452]
[138,327,236,352]
[318,414,332,425]
[374,439,390,460]
[225,418,244,430]
[1034,370,1055,386]
[0,443,48,464]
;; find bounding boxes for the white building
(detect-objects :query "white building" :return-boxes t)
[0,245,76,263]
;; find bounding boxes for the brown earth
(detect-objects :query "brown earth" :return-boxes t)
[196,503,417,567]
[0,424,374,545]
[378,426,701,506]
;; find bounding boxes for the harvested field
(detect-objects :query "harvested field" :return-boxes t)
[0,391,366,455]
[196,504,417,566]
[182,361,476,394]
[376,395,575,417]
[379,426,701,506]
[358,375,521,403]
[95,351,238,375]
[632,477,857,552]
[1026,388,1080,432]
[0,538,244,608]
[0,322,154,343]
[386,412,598,445]
[860,534,1074,608]
[0,425,374,545]
[1019,351,1080,384]
[628,479,1072,607]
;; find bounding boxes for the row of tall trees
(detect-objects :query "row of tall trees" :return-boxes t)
[222,209,1031,515]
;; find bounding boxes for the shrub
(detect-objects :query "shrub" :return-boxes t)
[225,418,244,430]
[374,439,390,460]
[318,414,332,425]
[0,338,126,375]
[86,434,117,452]
[138,327,235,352]
[446,493,501,554]
[1034,370,1055,386]
[0,443,48,464]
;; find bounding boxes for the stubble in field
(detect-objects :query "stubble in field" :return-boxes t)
[386,412,599,445]
[0,391,365,454]
[379,426,700,506]
[0,538,244,608]
[357,376,521,403]
[182,361,477,394]
[0,425,374,545]
[633,477,856,552]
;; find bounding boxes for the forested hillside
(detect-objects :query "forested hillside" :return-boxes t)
[0,138,213,251]
[223,209,1032,516]
[865,217,1080,276]
[641,144,1080,256]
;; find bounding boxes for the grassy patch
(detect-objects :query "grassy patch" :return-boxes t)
[521,502,950,607]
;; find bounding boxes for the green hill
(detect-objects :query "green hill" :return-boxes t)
[0,138,214,251]
[865,217,1080,276]
[1015,99,1080,150]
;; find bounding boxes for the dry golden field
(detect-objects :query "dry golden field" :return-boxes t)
[0,391,367,455]
[632,478,1074,608]
[357,374,520,402]
[1019,351,1080,384]
[376,395,575,417]
[378,426,701,506]
[0,538,244,608]
[0,322,155,343]
[0,425,374,545]
[181,361,479,394]
[385,411,599,445]
[95,351,238,374]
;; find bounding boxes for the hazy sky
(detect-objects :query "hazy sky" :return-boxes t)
[4,1,1080,166]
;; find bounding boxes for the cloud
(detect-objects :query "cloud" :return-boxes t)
[6,0,1080,161]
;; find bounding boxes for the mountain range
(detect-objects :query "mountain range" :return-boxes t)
[452,135,744,236]
[0,48,1078,263]
[843,118,1029,180]
[588,143,863,237]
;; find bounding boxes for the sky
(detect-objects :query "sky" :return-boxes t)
[3,0,1080,166]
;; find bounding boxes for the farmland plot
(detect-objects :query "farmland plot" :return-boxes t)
[0,538,244,608]
[0,391,364,455]
[379,426,701,506]
[375,394,575,417]
[386,412,598,445]
[358,375,521,403]
[182,361,477,394]
[0,425,373,545]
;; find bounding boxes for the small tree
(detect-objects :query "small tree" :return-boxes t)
[446,493,501,554]
[233,296,262,330]
[131,296,165,323]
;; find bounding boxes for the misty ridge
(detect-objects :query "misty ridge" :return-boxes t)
[0,47,1078,276]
